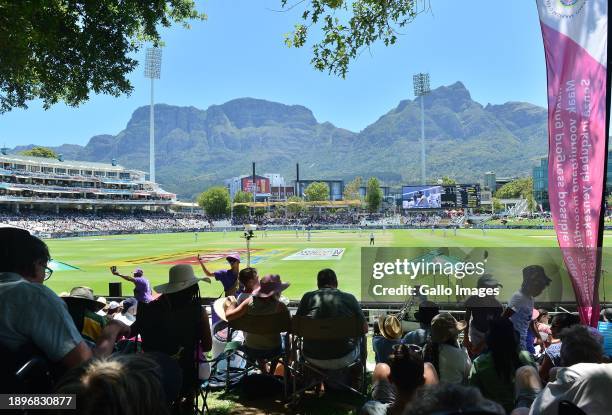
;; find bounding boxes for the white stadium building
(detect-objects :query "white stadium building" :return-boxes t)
[0,153,176,214]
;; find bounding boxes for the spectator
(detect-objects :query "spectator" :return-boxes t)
[110,266,153,303]
[360,344,438,415]
[463,274,504,356]
[198,253,240,296]
[225,274,290,361]
[468,318,537,413]
[114,297,137,326]
[559,325,604,368]
[61,286,108,345]
[96,296,108,317]
[55,353,177,415]
[502,265,551,350]
[132,264,212,409]
[529,326,608,415]
[0,228,128,373]
[237,267,259,304]
[106,301,122,319]
[538,313,580,383]
[404,383,505,415]
[403,301,440,347]
[296,268,368,370]
[423,313,471,384]
[535,308,551,345]
[373,315,403,365]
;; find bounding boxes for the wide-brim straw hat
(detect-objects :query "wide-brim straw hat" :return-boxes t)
[154,264,206,295]
[213,296,237,322]
[62,286,106,312]
[430,312,467,343]
[379,314,402,340]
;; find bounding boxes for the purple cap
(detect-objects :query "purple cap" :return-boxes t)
[226,254,240,263]
[133,268,144,276]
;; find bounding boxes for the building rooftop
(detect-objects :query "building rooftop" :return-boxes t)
[0,154,145,174]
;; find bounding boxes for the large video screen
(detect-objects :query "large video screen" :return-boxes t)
[401,185,443,209]
[403,184,481,209]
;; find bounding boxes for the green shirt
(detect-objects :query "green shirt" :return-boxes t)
[468,350,536,413]
[296,288,366,359]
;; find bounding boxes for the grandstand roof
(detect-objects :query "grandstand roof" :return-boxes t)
[0,154,145,173]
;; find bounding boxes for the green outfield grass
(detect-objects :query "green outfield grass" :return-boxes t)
[44,228,612,303]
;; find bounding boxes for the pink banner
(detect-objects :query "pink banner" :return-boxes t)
[537,0,609,327]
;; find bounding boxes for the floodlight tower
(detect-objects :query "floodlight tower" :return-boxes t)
[144,47,162,183]
[413,73,431,185]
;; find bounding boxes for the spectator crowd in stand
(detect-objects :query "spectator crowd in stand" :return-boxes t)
[0,209,213,236]
[1,228,612,414]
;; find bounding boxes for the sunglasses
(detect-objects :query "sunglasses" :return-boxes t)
[44,265,53,281]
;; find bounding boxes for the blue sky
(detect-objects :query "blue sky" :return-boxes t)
[0,0,547,148]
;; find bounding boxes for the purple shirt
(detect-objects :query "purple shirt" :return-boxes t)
[133,276,153,303]
[214,269,239,293]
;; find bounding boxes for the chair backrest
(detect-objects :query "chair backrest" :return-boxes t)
[229,310,291,335]
[291,315,364,340]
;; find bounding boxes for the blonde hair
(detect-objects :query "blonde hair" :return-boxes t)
[55,354,169,415]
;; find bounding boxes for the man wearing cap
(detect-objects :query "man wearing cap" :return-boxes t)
[62,286,108,345]
[463,274,503,356]
[110,266,153,303]
[403,301,440,347]
[197,253,240,296]
[502,265,551,351]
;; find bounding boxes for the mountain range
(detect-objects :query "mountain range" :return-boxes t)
[11,81,549,199]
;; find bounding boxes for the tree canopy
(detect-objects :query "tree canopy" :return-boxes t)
[0,1,205,112]
[366,176,382,212]
[232,191,253,217]
[197,186,230,218]
[343,176,362,201]
[283,0,429,77]
[495,177,533,199]
[304,181,330,201]
[287,195,306,215]
[1,1,429,112]
[20,146,58,158]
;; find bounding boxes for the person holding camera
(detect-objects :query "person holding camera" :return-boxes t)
[197,253,240,297]
[110,266,153,303]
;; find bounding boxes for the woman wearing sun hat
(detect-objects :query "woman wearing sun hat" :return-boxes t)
[132,264,212,408]
[423,312,471,384]
[224,274,290,355]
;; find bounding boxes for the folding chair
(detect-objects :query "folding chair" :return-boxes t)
[195,352,230,415]
[289,315,367,405]
[223,311,292,397]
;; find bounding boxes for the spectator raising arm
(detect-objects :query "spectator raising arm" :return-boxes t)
[196,254,213,281]
[110,266,135,283]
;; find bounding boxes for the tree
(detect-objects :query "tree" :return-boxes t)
[283,0,429,77]
[20,146,58,159]
[304,182,330,202]
[232,191,252,217]
[366,177,383,212]
[439,176,456,185]
[0,1,205,112]
[495,177,533,200]
[492,197,504,214]
[343,176,362,201]
[197,186,229,218]
[287,196,306,215]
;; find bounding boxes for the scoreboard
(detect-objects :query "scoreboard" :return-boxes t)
[440,184,480,208]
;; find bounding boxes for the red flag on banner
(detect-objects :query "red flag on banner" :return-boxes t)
[536,0,610,327]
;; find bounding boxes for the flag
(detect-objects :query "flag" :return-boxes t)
[536,0,610,327]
